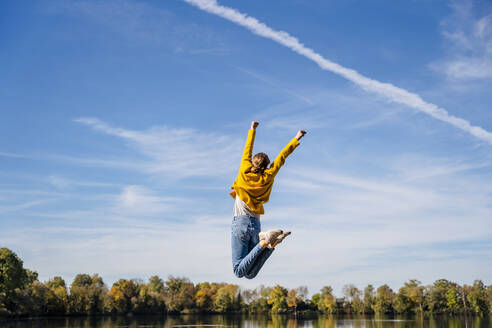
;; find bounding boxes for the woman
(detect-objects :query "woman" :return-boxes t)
[230,121,306,279]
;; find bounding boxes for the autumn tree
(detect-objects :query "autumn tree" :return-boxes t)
[195,282,223,312]
[287,289,299,314]
[106,279,138,314]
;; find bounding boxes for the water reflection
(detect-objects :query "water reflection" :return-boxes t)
[0,314,489,328]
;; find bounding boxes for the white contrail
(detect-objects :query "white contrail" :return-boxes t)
[184,0,492,145]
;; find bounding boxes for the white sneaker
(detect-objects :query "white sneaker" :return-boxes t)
[270,231,291,248]
[259,229,283,244]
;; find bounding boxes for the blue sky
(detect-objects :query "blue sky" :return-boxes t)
[1,0,492,296]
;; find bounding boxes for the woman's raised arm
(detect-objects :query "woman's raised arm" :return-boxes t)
[267,129,306,176]
[241,121,259,164]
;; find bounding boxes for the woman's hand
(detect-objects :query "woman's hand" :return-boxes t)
[295,129,307,140]
[251,121,259,130]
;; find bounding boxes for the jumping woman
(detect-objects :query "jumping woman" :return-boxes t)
[230,121,306,279]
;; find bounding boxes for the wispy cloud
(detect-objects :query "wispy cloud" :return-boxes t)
[0,151,29,159]
[387,155,492,182]
[112,185,186,217]
[0,151,147,171]
[251,87,404,133]
[433,0,492,80]
[48,175,118,189]
[183,0,492,145]
[233,66,314,105]
[75,117,241,178]
[0,199,55,214]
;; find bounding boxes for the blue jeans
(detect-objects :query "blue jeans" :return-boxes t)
[231,215,274,279]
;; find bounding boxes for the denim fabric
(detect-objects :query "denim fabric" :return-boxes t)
[231,215,274,279]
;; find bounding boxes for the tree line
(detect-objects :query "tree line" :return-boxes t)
[1,248,491,317]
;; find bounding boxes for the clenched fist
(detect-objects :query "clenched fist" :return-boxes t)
[295,130,307,140]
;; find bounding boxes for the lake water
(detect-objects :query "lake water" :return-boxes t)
[1,314,490,328]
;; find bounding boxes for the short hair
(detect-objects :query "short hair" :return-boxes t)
[251,152,270,174]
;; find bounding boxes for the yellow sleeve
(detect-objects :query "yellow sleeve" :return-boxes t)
[240,129,256,169]
[265,138,300,176]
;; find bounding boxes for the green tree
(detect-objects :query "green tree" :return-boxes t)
[312,286,336,313]
[267,285,288,313]
[393,292,409,314]
[343,284,362,314]
[467,280,487,315]
[145,276,166,313]
[394,279,424,314]
[446,284,461,314]
[15,279,66,316]
[484,285,492,314]
[133,282,165,314]
[44,277,68,315]
[461,284,472,313]
[69,273,107,315]
[88,274,107,314]
[0,248,38,313]
[72,274,92,287]
[311,293,321,310]
[28,281,51,316]
[164,276,194,313]
[407,280,425,314]
[363,284,375,314]
[249,285,271,313]
[214,284,239,313]
[426,279,451,313]
[373,284,394,314]
[240,288,258,309]
[148,276,164,293]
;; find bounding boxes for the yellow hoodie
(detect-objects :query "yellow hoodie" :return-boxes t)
[230,129,300,214]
